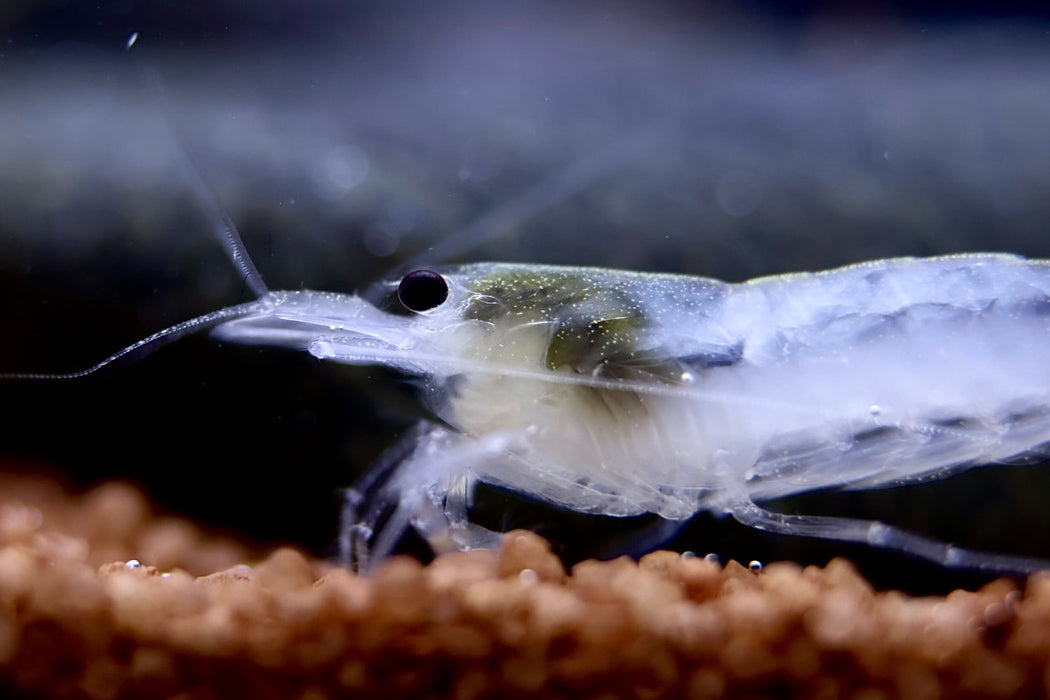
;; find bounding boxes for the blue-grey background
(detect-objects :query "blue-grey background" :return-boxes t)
[2,0,1050,592]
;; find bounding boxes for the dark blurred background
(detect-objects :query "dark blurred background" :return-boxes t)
[2,0,1050,594]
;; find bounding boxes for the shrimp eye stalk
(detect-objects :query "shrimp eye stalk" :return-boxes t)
[398,270,449,312]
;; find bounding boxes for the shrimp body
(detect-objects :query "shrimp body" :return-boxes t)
[210,253,1050,572]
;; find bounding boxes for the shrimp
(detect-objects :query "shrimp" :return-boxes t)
[209,253,1050,575]
[14,205,1050,575]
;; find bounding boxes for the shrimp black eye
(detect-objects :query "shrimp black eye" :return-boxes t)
[398,270,449,312]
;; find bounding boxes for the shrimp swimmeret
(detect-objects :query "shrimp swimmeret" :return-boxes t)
[14,237,1050,574]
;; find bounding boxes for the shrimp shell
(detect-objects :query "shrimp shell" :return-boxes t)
[208,252,1050,574]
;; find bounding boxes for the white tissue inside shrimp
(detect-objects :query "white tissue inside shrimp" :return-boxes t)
[436,284,1050,519]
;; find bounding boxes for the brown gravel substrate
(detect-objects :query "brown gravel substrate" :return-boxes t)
[0,469,1048,699]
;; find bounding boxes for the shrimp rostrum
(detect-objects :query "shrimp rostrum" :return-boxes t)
[16,235,1050,575]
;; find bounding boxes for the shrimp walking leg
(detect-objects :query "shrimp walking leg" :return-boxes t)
[729,499,1050,575]
[341,425,513,571]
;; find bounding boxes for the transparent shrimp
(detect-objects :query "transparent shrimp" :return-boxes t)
[205,253,1050,574]
[10,210,1050,574]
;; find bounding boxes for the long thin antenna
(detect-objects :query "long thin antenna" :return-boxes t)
[171,134,270,299]
[398,121,669,270]
[2,70,276,380]
[0,300,270,380]
[147,69,270,298]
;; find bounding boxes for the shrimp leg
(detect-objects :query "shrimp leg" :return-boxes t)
[341,425,513,571]
[729,499,1050,575]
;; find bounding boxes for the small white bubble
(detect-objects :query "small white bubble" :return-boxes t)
[125,32,139,50]
[681,550,697,559]
[869,404,881,417]
[519,568,539,585]
[748,560,763,573]
[704,552,721,565]
[125,559,142,569]
[680,371,694,384]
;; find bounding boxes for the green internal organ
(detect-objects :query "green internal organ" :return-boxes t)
[465,270,674,380]
[547,315,642,373]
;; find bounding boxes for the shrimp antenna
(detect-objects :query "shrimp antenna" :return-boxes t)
[170,136,270,299]
[0,300,270,381]
[147,69,269,298]
[397,120,670,270]
[1,71,274,380]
